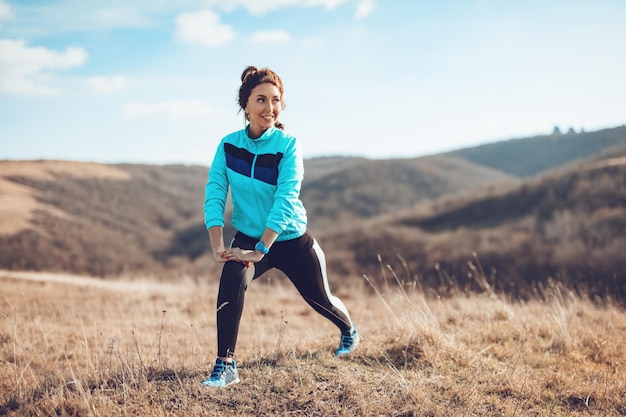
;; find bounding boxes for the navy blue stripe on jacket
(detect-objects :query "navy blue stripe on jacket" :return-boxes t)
[255,153,283,185]
[224,143,284,186]
[224,143,254,177]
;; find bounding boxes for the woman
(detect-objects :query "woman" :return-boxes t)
[202,66,359,388]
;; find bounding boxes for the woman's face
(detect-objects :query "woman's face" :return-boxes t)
[245,82,282,138]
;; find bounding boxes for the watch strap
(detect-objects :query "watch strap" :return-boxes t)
[255,240,269,254]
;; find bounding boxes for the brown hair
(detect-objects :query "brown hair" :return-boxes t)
[238,66,285,130]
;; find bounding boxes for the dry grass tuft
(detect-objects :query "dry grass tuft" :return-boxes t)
[1,270,625,416]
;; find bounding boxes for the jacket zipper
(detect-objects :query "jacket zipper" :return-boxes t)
[250,142,260,228]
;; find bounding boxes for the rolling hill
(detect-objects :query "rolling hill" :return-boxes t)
[0,154,515,277]
[448,124,626,177]
[320,153,626,303]
[301,155,518,231]
[1,124,626,302]
[0,161,211,277]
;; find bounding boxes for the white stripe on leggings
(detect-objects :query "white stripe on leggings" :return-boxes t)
[312,238,352,326]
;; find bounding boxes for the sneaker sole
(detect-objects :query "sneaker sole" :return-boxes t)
[201,377,241,388]
[226,377,241,387]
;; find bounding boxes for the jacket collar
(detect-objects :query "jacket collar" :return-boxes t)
[245,125,275,141]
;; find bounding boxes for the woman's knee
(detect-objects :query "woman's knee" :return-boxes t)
[220,261,254,287]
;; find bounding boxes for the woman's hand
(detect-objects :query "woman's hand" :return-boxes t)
[221,247,265,264]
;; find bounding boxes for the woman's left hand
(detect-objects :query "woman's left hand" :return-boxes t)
[221,247,265,264]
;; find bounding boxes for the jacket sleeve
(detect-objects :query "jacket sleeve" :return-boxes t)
[265,137,304,234]
[204,141,229,229]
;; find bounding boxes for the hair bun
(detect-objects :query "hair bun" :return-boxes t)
[241,66,258,83]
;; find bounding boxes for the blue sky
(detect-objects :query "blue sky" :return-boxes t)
[1,0,625,165]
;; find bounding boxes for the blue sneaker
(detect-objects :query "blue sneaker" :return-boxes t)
[201,358,240,388]
[335,325,359,356]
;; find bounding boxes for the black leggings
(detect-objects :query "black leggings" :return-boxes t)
[215,229,353,358]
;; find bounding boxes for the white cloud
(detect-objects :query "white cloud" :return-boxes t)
[86,75,126,94]
[175,10,235,47]
[354,0,374,19]
[250,30,290,44]
[123,99,214,119]
[211,0,348,15]
[0,0,13,24]
[0,38,87,95]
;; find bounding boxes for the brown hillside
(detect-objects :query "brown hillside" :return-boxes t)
[320,155,626,304]
[0,161,130,235]
[1,125,625,302]
[303,155,366,180]
[301,154,518,231]
[0,155,513,278]
[0,161,215,277]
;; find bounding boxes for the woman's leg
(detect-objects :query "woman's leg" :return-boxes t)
[216,234,271,358]
[273,231,353,331]
[215,260,254,358]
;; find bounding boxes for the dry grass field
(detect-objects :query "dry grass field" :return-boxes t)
[1,269,625,417]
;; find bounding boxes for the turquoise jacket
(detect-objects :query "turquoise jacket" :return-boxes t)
[204,126,308,241]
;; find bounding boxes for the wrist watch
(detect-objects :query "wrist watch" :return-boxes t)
[255,240,269,255]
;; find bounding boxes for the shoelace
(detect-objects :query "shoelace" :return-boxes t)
[210,362,226,379]
[340,330,354,348]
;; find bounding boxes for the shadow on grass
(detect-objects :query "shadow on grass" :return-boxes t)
[0,398,19,416]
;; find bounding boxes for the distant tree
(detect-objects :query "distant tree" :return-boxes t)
[552,125,562,135]
[567,127,576,135]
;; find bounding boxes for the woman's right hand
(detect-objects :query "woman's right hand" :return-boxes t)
[221,247,264,264]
